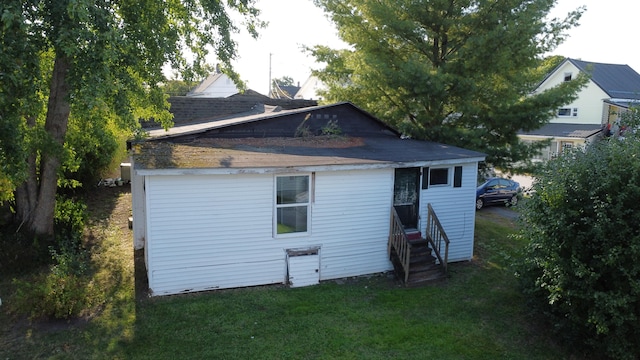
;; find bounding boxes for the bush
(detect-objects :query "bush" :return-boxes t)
[8,195,102,320]
[515,139,640,359]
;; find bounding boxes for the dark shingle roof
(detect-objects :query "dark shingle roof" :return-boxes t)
[519,123,602,139]
[133,136,485,170]
[134,102,486,170]
[569,59,640,100]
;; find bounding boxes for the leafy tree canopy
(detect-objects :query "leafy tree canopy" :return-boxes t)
[0,0,263,235]
[162,79,200,97]
[515,129,640,359]
[309,0,586,171]
[274,76,295,87]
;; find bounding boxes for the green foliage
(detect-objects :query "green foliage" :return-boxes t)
[309,0,586,171]
[54,195,87,236]
[62,112,121,187]
[515,139,640,359]
[161,79,199,96]
[274,76,295,87]
[0,229,53,275]
[9,195,98,319]
[11,247,99,320]
[1,0,265,235]
[321,119,342,136]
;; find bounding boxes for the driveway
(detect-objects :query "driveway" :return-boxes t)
[480,205,520,220]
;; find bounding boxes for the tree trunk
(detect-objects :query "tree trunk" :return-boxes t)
[14,118,38,226]
[15,54,71,236]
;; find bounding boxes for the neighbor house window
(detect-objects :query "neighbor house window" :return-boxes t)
[564,72,572,81]
[572,108,578,117]
[275,175,311,235]
[557,108,572,117]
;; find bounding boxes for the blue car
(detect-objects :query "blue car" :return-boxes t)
[476,177,520,210]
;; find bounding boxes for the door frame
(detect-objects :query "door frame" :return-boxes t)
[393,167,421,230]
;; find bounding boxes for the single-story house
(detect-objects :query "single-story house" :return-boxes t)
[129,102,485,296]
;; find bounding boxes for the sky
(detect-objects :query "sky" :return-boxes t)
[230,0,640,95]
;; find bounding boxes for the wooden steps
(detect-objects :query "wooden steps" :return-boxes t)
[405,239,447,286]
[389,237,447,286]
[388,205,449,287]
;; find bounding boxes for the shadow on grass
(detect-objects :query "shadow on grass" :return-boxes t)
[1,190,572,360]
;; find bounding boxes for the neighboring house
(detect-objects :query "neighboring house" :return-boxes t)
[140,94,318,128]
[294,75,326,100]
[519,58,640,160]
[129,102,485,296]
[187,72,239,98]
[270,82,301,99]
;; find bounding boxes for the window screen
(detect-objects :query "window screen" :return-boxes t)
[276,175,310,235]
[429,168,449,186]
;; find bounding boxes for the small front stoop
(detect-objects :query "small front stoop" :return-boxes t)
[405,238,447,287]
[389,205,450,287]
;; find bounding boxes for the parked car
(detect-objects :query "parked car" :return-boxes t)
[476,177,520,210]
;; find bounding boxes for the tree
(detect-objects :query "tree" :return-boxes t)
[162,79,200,97]
[515,136,640,359]
[273,76,295,87]
[0,1,263,236]
[309,0,586,170]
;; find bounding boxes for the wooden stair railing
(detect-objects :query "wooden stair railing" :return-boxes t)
[388,207,411,283]
[425,203,450,273]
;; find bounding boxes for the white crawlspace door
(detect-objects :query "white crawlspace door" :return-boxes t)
[287,248,320,288]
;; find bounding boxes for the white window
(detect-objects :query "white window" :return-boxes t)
[572,108,578,117]
[561,141,573,150]
[557,108,572,117]
[275,175,311,236]
[564,72,572,81]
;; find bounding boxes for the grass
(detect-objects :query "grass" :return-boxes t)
[0,195,569,359]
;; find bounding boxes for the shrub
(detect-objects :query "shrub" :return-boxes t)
[515,139,640,359]
[9,195,102,320]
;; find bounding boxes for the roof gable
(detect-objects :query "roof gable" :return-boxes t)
[569,59,640,100]
[133,102,486,171]
[188,72,239,97]
[539,58,640,100]
[146,102,399,141]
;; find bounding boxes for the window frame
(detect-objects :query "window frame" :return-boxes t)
[422,167,453,189]
[557,108,572,117]
[274,173,312,238]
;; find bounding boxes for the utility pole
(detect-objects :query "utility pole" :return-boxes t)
[268,53,272,98]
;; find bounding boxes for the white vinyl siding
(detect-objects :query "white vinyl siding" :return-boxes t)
[145,174,280,295]
[144,169,394,295]
[419,162,478,261]
[312,169,394,280]
[535,61,608,125]
[141,162,479,296]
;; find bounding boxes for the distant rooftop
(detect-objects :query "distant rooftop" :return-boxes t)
[519,123,602,139]
[569,58,640,100]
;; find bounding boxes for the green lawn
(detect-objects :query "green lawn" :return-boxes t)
[0,202,569,359]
